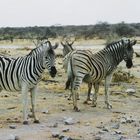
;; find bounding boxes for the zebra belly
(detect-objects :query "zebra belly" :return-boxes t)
[0,73,21,91]
[83,74,92,83]
[83,74,103,83]
[0,81,21,92]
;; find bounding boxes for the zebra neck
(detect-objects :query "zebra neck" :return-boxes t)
[99,46,124,65]
[25,53,45,75]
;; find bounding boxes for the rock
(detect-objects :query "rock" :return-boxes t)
[102,127,109,132]
[62,128,70,132]
[137,128,140,134]
[59,135,72,140]
[8,134,19,140]
[52,131,60,138]
[98,131,106,134]
[85,122,90,126]
[48,122,58,128]
[42,109,49,114]
[9,125,17,129]
[61,108,66,111]
[120,118,127,124]
[114,130,122,135]
[125,88,136,94]
[63,117,74,125]
[111,123,120,129]
[15,136,20,140]
[94,136,102,140]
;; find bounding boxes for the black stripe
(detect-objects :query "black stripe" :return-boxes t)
[5,58,12,90]
[11,58,18,90]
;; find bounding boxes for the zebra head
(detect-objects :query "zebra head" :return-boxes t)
[42,41,58,77]
[61,41,74,56]
[121,38,137,69]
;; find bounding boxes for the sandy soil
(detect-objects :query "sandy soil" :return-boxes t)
[0,45,140,140]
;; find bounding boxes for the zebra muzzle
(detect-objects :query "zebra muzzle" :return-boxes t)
[50,66,57,77]
[126,59,133,69]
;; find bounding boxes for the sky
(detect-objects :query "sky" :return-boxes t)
[0,0,139,27]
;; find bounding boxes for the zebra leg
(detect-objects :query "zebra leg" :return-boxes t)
[72,77,82,112]
[83,82,92,104]
[104,74,112,109]
[65,78,72,100]
[21,83,29,125]
[91,83,99,107]
[30,86,39,123]
[66,77,80,100]
[72,88,80,111]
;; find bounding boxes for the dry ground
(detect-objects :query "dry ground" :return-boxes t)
[0,43,140,140]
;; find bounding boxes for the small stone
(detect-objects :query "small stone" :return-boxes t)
[4,94,9,97]
[62,128,70,132]
[137,128,140,134]
[114,130,122,134]
[62,108,66,111]
[111,123,120,129]
[59,135,72,140]
[15,136,20,140]
[64,117,74,125]
[48,122,58,128]
[53,122,58,128]
[9,125,17,129]
[125,88,136,94]
[102,127,109,132]
[42,109,49,114]
[52,131,60,138]
[8,134,15,140]
[120,118,127,124]
[43,97,47,100]
[94,136,102,140]
[85,122,90,126]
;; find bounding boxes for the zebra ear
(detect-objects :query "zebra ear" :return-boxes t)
[128,39,137,49]
[61,42,65,47]
[52,42,59,49]
[132,40,137,45]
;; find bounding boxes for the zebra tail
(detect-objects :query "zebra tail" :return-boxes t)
[65,78,71,90]
[66,55,75,90]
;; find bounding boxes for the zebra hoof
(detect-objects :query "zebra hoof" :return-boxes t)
[83,100,88,104]
[107,104,112,109]
[91,102,97,107]
[34,120,40,124]
[23,121,29,125]
[73,106,80,112]
[91,104,97,107]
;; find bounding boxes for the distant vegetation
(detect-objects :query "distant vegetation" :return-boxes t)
[0,22,139,42]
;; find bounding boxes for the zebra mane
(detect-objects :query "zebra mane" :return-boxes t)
[27,47,38,56]
[105,40,122,49]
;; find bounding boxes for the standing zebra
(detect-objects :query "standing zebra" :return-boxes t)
[67,38,136,111]
[0,40,58,124]
[61,41,93,102]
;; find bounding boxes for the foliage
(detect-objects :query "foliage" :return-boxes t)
[0,22,139,42]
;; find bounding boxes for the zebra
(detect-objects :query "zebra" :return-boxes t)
[0,40,58,124]
[61,41,93,102]
[66,38,137,111]
[61,40,74,57]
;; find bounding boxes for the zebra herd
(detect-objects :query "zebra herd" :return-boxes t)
[0,38,137,124]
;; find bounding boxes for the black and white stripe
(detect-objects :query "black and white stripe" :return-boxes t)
[62,41,93,102]
[0,40,58,124]
[67,38,137,111]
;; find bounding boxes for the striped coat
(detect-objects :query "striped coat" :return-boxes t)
[67,38,136,111]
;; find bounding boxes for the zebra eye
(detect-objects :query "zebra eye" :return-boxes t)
[45,56,48,59]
